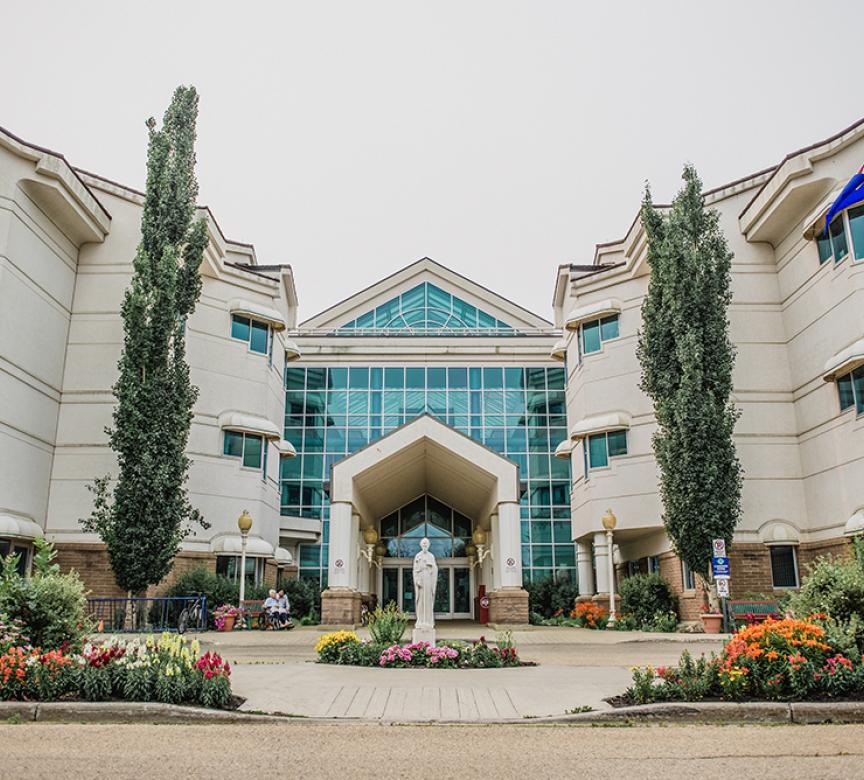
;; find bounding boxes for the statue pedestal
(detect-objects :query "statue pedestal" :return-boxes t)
[412,625,436,646]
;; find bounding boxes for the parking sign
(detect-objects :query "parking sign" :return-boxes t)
[712,539,726,558]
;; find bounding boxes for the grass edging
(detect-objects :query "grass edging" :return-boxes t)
[0,701,285,725]
[532,700,864,725]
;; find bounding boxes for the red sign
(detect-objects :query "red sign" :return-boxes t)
[479,596,490,609]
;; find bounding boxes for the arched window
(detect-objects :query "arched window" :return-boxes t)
[378,494,473,558]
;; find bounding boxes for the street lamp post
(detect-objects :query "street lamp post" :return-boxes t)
[237,509,253,629]
[601,508,617,626]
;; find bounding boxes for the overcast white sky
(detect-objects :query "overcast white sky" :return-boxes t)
[4,1,862,320]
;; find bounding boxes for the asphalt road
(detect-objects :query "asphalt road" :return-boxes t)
[3,722,863,779]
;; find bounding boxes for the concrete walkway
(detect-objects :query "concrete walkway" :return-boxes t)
[197,625,726,722]
[230,663,631,720]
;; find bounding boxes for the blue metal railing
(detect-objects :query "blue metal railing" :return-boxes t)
[86,595,208,633]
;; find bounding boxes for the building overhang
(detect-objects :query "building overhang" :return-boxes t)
[569,411,631,440]
[823,339,864,382]
[209,534,274,557]
[564,298,622,331]
[219,412,281,440]
[229,299,286,331]
[330,414,520,525]
[0,514,43,541]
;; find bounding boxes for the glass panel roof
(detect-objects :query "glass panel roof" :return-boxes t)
[338,282,513,333]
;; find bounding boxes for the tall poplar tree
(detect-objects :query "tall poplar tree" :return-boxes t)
[82,86,209,594]
[637,165,742,602]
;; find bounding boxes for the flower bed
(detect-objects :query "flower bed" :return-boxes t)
[0,629,233,709]
[623,617,864,705]
[315,631,524,668]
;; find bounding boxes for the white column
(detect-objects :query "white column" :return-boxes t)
[328,502,358,589]
[356,515,371,594]
[593,531,609,594]
[577,541,595,595]
[493,502,523,588]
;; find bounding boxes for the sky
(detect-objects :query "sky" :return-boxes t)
[3,1,862,321]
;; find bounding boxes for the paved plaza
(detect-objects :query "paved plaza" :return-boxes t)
[197,624,726,721]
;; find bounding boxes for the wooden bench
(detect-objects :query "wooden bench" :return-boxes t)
[240,600,269,630]
[724,599,781,629]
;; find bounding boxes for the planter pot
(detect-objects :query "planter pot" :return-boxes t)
[221,615,236,632]
[701,613,723,634]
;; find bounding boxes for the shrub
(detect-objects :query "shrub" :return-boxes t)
[646,610,679,633]
[367,602,409,645]
[0,539,89,650]
[787,556,864,652]
[619,573,678,630]
[570,602,607,629]
[279,578,321,620]
[315,631,360,664]
[525,574,579,619]
[0,633,232,708]
[625,617,864,704]
[164,567,269,623]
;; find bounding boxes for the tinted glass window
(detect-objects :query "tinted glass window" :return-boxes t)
[838,372,855,411]
[830,216,849,262]
[582,321,601,353]
[849,205,864,260]
[587,433,608,468]
[770,545,798,588]
[231,315,251,342]
[250,321,269,354]
[607,429,628,457]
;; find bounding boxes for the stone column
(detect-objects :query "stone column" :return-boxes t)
[321,501,362,625]
[576,541,595,596]
[488,502,529,625]
[593,531,609,594]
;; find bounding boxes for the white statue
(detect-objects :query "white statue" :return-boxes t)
[412,537,437,645]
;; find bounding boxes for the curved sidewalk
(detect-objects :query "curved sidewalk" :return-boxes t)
[203,625,726,722]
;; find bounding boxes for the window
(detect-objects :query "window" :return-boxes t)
[0,540,30,577]
[581,314,619,354]
[216,555,264,586]
[836,365,864,414]
[224,430,266,470]
[647,555,660,574]
[682,559,695,590]
[284,365,574,584]
[769,545,799,589]
[814,208,864,266]
[231,314,270,355]
[586,429,628,469]
[338,282,513,334]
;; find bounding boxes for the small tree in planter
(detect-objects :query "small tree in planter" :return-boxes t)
[638,166,742,617]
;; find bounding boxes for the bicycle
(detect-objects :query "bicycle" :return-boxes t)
[177,595,204,635]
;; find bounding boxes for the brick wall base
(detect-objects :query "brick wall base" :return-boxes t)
[624,536,856,623]
[488,587,529,626]
[54,543,221,597]
[321,589,363,626]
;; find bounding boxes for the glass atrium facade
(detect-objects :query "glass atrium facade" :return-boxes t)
[337,282,515,333]
[282,364,572,587]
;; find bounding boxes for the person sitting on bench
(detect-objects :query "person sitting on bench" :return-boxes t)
[276,589,292,628]
[263,589,280,629]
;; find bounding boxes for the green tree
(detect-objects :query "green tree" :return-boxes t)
[637,165,742,604]
[81,86,209,594]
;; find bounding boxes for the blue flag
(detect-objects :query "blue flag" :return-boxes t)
[823,165,864,235]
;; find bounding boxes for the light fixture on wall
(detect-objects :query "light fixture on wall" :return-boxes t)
[468,526,491,568]
[359,526,382,568]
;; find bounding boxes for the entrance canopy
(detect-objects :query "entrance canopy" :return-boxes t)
[326,414,525,601]
[330,414,520,528]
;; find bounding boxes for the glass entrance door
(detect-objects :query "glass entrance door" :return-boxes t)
[381,563,473,619]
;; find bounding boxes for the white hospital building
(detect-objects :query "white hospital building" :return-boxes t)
[2,116,864,624]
